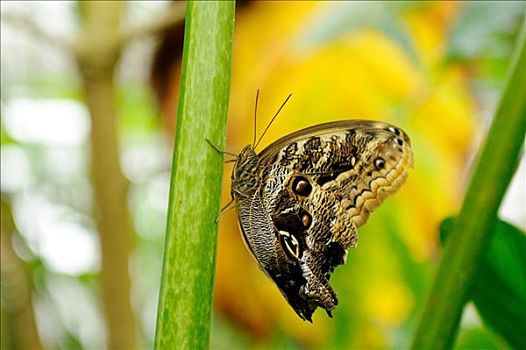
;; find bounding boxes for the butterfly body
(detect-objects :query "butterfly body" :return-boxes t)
[231,120,413,321]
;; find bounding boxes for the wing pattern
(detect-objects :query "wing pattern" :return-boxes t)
[232,120,413,321]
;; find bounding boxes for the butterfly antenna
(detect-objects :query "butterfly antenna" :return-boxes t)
[252,89,259,146]
[254,93,292,149]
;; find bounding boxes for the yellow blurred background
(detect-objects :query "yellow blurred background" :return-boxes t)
[213,2,474,348]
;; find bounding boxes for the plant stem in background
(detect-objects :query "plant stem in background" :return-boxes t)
[154,1,235,349]
[411,18,526,350]
[1,196,43,350]
[75,2,138,349]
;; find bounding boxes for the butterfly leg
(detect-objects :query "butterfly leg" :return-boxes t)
[215,199,236,223]
[205,138,238,158]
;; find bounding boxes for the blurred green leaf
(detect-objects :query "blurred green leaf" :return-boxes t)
[118,86,160,137]
[455,326,510,350]
[446,2,526,62]
[1,122,17,146]
[440,217,526,349]
[412,19,526,349]
[62,331,84,350]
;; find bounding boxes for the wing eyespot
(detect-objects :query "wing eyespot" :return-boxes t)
[279,230,302,260]
[374,157,385,170]
[301,212,312,228]
[292,176,312,197]
[387,126,401,136]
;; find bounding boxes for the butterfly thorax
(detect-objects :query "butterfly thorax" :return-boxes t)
[231,145,260,197]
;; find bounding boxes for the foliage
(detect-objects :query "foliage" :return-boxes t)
[441,218,526,349]
[412,19,526,349]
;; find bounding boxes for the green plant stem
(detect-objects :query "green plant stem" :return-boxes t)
[411,18,526,349]
[154,2,235,349]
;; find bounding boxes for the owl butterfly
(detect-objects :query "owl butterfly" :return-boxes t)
[223,93,413,322]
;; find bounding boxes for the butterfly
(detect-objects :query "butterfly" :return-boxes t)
[221,92,414,321]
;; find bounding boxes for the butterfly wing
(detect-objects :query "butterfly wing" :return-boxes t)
[260,120,414,226]
[256,120,413,319]
[232,147,320,321]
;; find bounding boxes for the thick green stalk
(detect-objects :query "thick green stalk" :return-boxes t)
[154,2,235,349]
[411,19,526,349]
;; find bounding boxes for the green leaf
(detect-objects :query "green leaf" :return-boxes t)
[440,217,526,349]
[446,2,526,62]
[455,327,509,350]
[411,17,526,350]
